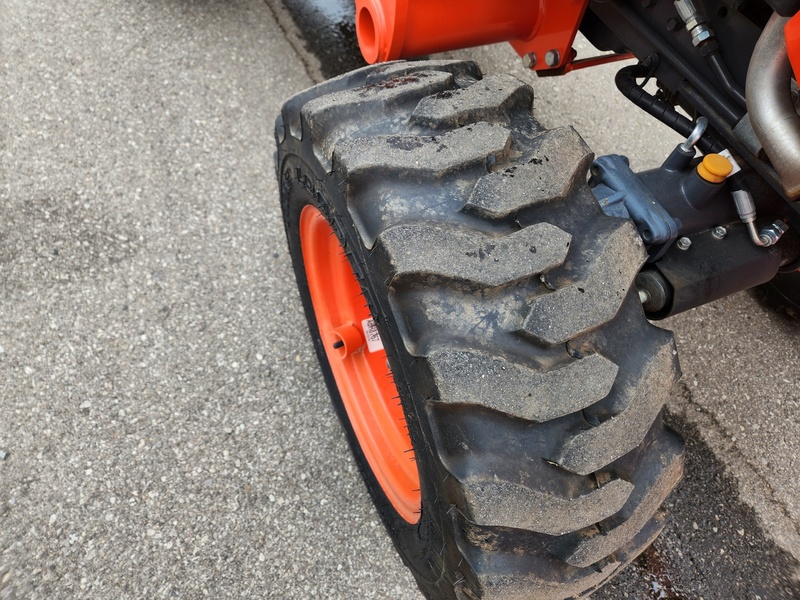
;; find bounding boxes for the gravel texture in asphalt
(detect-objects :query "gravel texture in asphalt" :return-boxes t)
[1,1,416,598]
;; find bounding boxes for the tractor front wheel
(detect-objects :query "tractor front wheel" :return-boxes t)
[276,59,684,600]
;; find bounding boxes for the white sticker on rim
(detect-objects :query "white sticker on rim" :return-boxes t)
[361,317,384,353]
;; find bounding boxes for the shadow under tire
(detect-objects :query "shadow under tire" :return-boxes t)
[276,59,685,600]
[759,271,800,319]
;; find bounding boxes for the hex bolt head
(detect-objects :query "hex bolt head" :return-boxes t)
[666,17,680,31]
[712,226,727,240]
[676,236,692,250]
[522,53,537,69]
[544,49,560,67]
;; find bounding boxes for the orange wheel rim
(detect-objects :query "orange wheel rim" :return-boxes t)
[299,205,421,524]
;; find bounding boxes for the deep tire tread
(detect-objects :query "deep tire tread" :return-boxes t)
[277,59,684,600]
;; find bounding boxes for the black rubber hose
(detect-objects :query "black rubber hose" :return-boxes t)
[615,64,723,154]
[707,50,747,108]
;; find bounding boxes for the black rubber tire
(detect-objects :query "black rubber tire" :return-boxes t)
[276,60,684,600]
[758,272,800,319]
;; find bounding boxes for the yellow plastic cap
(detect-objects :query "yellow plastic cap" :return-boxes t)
[697,154,733,184]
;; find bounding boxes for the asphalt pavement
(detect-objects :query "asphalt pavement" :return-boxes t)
[1,1,800,599]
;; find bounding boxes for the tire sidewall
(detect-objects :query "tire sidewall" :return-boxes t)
[279,147,455,597]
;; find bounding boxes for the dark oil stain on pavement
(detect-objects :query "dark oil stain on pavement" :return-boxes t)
[636,545,685,599]
[279,0,366,78]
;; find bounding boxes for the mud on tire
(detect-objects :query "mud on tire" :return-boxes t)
[276,60,684,600]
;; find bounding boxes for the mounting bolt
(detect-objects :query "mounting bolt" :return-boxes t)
[711,226,727,240]
[666,17,680,31]
[522,53,537,69]
[544,49,561,67]
[676,237,692,250]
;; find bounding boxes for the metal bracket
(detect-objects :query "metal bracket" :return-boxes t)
[589,154,681,260]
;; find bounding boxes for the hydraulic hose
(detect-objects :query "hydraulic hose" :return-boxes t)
[673,0,746,108]
[615,64,723,154]
[706,50,746,108]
